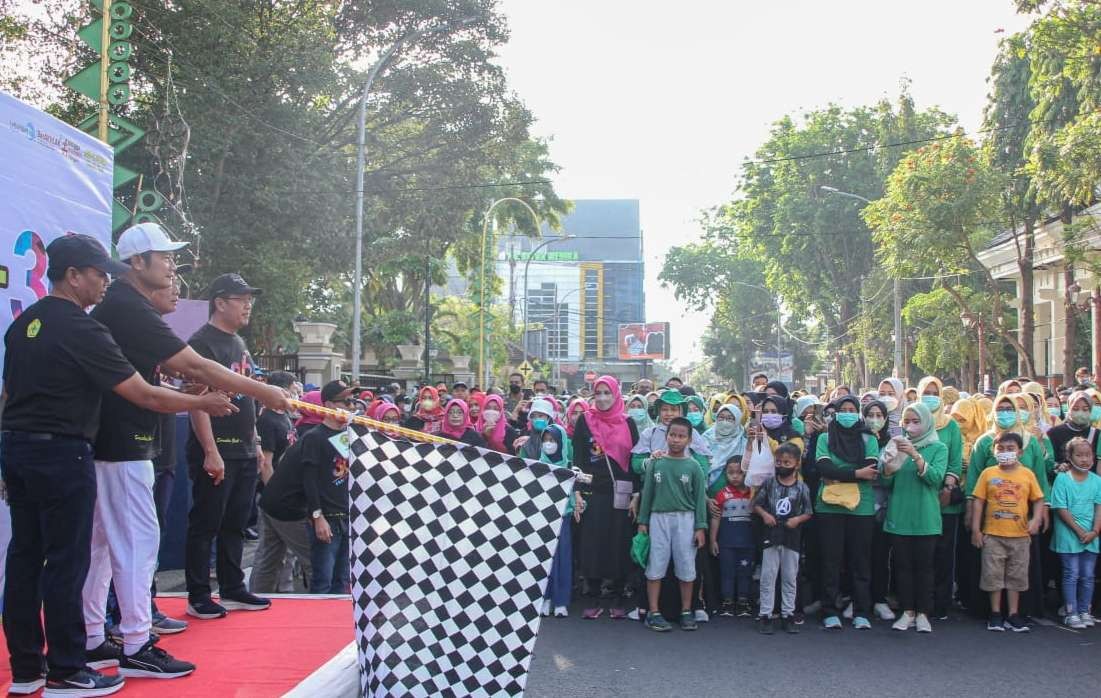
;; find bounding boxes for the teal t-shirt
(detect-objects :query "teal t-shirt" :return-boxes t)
[1050,471,1101,554]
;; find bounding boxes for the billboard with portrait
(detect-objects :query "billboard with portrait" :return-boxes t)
[617,322,669,360]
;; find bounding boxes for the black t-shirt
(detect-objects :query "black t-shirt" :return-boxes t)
[259,438,308,521]
[91,280,187,461]
[186,323,257,460]
[300,424,349,517]
[257,409,295,466]
[153,412,178,475]
[2,296,136,440]
[1047,423,1099,471]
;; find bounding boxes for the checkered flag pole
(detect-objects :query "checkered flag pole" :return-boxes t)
[348,424,577,697]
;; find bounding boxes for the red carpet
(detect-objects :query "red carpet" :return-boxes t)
[0,597,354,696]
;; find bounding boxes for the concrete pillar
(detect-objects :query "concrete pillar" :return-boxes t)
[293,321,343,387]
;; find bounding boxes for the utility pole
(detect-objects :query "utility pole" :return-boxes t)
[424,251,431,383]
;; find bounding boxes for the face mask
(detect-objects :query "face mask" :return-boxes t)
[864,416,885,433]
[532,417,549,432]
[1092,406,1101,422]
[1071,409,1092,426]
[1072,461,1092,473]
[687,412,703,426]
[1061,404,1067,416]
[834,412,860,428]
[761,413,784,429]
[594,393,614,410]
[715,420,737,437]
[776,466,796,478]
[905,423,924,438]
[482,409,500,424]
[420,399,437,411]
[881,396,899,412]
[921,395,941,412]
[628,408,648,423]
[541,441,558,456]
[1018,409,1032,424]
[995,451,1018,466]
[995,411,1017,429]
[1047,407,1062,419]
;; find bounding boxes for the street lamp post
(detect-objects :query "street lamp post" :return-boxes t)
[819,185,903,380]
[522,235,575,365]
[351,20,471,382]
[478,198,542,388]
[548,287,583,388]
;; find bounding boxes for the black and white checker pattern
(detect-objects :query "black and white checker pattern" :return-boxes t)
[348,424,576,697]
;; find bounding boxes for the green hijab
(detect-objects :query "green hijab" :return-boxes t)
[902,402,940,449]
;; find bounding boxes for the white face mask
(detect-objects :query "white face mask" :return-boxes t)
[593,392,614,410]
[995,451,1018,466]
[541,441,558,456]
[482,409,500,424]
[715,420,737,437]
[881,396,899,412]
[905,423,923,438]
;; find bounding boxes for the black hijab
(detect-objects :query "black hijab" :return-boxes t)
[861,399,891,449]
[765,381,790,402]
[762,395,796,442]
[827,395,868,465]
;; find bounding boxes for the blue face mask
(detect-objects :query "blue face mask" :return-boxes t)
[1092,406,1101,422]
[920,395,941,412]
[687,412,704,426]
[834,412,860,428]
[1047,407,1062,419]
[996,411,1017,429]
[532,417,549,432]
[1018,409,1031,425]
[628,408,648,423]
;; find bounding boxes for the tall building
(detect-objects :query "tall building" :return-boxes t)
[498,199,644,364]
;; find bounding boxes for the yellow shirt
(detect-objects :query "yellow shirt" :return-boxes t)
[971,465,1044,538]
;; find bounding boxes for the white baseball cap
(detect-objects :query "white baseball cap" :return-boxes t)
[116,222,188,261]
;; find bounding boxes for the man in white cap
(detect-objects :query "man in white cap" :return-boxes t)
[82,223,293,680]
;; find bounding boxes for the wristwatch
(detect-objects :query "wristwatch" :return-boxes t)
[311,509,323,520]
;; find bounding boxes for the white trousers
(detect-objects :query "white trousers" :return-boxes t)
[82,460,159,653]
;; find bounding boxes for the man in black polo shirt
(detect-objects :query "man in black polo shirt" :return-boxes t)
[1,235,235,697]
[185,273,277,618]
[81,224,294,678]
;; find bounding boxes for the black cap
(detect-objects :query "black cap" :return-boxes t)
[46,234,129,278]
[205,273,262,299]
[321,380,356,403]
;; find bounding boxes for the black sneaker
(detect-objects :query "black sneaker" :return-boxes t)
[718,600,735,617]
[86,637,123,670]
[186,597,227,619]
[987,613,1005,632]
[219,590,272,612]
[9,673,45,695]
[1005,614,1030,633]
[759,616,774,635]
[781,615,799,634]
[679,611,698,631]
[43,668,124,697]
[244,527,260,541]
[119,641,196,679]
[736,599,753,618]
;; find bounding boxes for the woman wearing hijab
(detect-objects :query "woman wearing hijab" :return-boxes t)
[404,385,445,434]
[685,395,708,434]
[572,376,640,620]
[815,395,881,630]
[702,404,747,497]
[477,394,520,455]
[764,380,790,400]
[863,398,896,622]
[631,389,712,473]
[439,399,486,447]
[564,398,588,437]
[1048,390,1099,469]
[877,378,906,436]
[940,385,961,413]
[881,402,948,633]
[626,394,654,433]
[515,398,557,461]
[705,393,729,427]
[755,394,804,452]
[540,424,580,618]
[467,392,485,425]
[295,389,325,437]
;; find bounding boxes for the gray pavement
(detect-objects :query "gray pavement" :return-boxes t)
[525,609,1101,697]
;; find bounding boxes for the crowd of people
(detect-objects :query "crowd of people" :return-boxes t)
[378,370,1100,639]
[3,222,1100,695]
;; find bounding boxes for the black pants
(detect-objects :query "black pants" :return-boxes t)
[819,513,875,617]
[870,519,892,605]
[185,457,258,600]
[1,434,96,680]
[934,514,959,615]
[891,534,937,615]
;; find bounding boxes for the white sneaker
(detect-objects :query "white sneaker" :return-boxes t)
[694,609,709,623]
[540,600,551,617]
[1065,614,1086,629]
[915,613,932,633]
[1081,613,1096,627]
[553,606,568,617]
[874,602,896,621]
[842,601,854,620]
[892,611,915,631]
[626,608,641,621]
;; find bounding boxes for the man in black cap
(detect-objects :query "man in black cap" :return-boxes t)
[1,234,236,696]
[184,272,281,618]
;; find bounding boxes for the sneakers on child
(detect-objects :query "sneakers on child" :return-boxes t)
[842,601,854,620]
[781,616,799,634]
[553,606,568,617]
[892,611,915,631]
[1064,613,1086,629]
[626,608,641,621]
[759,616,774,635]
[540,600,552,617]
[693,609,709,623]
[822,615,842,630]
[645,612,672,632]
[1081,612,1097,627]
[680,611,699,631]
[987,613,1005,632]
[852,616,871,630]
[874,602,896,621]
[718,600,735,617]
[915,613,932,633]
[1005,614,1030,633]
[736,599,753,618]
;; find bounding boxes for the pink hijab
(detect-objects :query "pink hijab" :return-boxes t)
[565,398,588,437]
[295,390,324,429]
[441,399,471,439]
[476,394,508,450]
[585,375,633,472]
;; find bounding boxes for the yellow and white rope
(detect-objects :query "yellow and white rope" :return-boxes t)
[288,398,463,447]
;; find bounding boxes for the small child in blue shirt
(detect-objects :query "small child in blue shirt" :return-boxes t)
[710,456,755,617]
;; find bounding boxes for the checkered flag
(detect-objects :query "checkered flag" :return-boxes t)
[348,424,576,697]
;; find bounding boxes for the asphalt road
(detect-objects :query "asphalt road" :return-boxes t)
[524,609,1101,697]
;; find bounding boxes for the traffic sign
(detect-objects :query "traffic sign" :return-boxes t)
[517,360,534,383]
